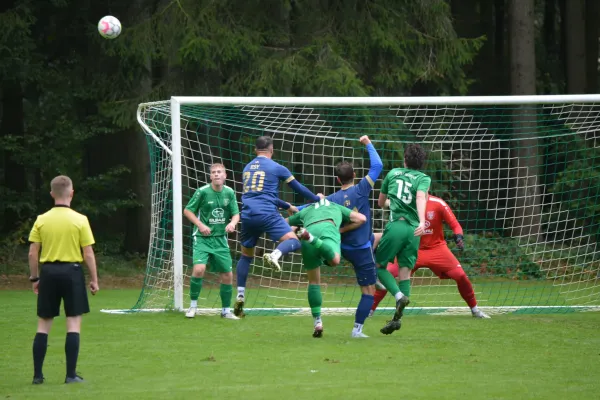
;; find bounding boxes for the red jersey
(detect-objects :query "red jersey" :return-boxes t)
[419,196,463,249]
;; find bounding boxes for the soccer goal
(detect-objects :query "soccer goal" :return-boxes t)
[102,95,600,316]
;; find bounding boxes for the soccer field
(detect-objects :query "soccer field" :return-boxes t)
[1,289,599,399]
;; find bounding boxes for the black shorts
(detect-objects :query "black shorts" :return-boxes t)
[37,263,89,318]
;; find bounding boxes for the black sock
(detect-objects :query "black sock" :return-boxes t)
[33,333,48,378]
[65,332,80,378]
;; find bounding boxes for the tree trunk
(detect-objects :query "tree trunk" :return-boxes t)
[565,0,586,93]
[494,0,508,94]
[508,0,542,240]
[585,0,599,93]
[0,79,27,232]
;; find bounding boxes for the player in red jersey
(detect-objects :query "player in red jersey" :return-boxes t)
[371,195,490,318]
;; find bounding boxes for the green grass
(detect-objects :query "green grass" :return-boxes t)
[2,290,600,399]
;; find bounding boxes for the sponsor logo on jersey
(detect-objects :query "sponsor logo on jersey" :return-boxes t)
[424,219,433,235]
[427,211,435,220]
[224,198,229,206]
[344,200,351,207]
[209,208,226,224]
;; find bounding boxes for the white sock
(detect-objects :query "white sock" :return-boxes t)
[237,287,245,298]
[471,306,479,313]
[222,307,231,315]
[271,249,282,260]
[394,291,404,301]
[190,300,198,308]
[352,323,363,333]
[314,316,322,326]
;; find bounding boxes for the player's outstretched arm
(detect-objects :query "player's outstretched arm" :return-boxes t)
[359,135,383,188]
[340,211,367,234]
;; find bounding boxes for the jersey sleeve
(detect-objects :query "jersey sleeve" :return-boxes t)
[441,201,463,235]
[416,176,431,193]
[80,217,96,247]
[185,189,203,214]
[287,209,305,227]
[276,163,295,184]
[28,218,41,243]
[380,172,391,195]
[228,189,240,216]
[339,204,353,223]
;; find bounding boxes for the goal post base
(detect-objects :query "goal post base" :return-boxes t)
[100,305,600,316]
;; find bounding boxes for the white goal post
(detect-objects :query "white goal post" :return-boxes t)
[107,94,600,316]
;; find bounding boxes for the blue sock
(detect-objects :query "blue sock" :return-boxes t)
[275,238,301,256]
[236,255,253,288]
[355,294,375,325]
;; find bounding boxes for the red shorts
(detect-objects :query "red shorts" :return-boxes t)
[413,246,462,279]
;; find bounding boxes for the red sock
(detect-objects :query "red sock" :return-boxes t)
[371,289,388,312]
[446,268,477,308]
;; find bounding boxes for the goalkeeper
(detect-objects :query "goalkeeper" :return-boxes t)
[287,199,366,338]
[371,195,490,319]
[183,163,240,320]
[375,143,430,335]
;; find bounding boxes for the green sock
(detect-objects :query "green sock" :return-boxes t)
[377,268,400,297]
[190,277,203,301]
[398,279,411,298]
[307,284,322,317]
[220,283,232,308]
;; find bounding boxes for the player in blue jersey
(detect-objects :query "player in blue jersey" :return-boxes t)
[296,135,383,337]
[234,136,322,317]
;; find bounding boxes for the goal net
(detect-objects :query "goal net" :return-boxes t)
[116,96,600,316]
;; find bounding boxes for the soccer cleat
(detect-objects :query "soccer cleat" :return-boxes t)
[296,227,310,241]
[264,253,282,271]
[221,312,240,320]
[380,319,402,335]
[185,307,197,318]
[472,310,491,319]
[393,295,410,321]
[313,322,324,338]
[233,296,245,318]
[32,376,44,385]
[351,331,369,338]
[64,375,85,384]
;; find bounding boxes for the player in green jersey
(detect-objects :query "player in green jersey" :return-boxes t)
[183,163,240,319]
[375,144,431,335]
[287,199,366,337]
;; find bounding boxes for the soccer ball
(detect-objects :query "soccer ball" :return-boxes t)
[98,16,122,39]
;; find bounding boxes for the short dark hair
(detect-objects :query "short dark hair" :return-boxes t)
[404,143,427,170]
[335,161,354,185]
[255,136,273,151]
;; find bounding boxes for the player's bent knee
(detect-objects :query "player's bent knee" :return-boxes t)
[330,254,341,266]
[279,231,297,242]
[241,246,254,257]
[361,284,375,295]
[221,271,233,284]
[192,264,207,277]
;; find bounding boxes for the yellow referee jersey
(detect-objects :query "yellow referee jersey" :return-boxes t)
[29,206,95,263]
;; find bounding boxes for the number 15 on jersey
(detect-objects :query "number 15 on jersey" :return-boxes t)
[396,180,413,204]
[243,171,265,192]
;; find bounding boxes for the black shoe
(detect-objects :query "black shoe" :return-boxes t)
[233,297,245,318]
[393,296,410,321]
[32,376,44,385]
[65,375,85,384]
[380,319,402,335]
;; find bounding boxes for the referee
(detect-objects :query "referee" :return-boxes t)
[28,175,99,384]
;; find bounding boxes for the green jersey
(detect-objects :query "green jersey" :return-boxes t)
[381,168,431,226]
[288,199,352,228]
[185,185,239,237]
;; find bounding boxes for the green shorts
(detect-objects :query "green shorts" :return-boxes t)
[192,236,232,273]
[375,219,420,269]
[301,222,341,271]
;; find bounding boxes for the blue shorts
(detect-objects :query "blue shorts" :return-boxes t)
[342,247,377,287]
[240,212,292,248]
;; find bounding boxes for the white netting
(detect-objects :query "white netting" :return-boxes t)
[123,99,600,315]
